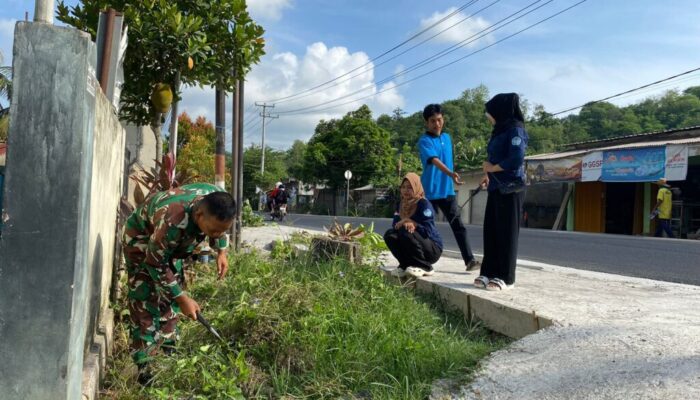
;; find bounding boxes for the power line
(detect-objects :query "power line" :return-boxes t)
[259,0,482,103]
[276,0,553,115]
[255,102,279,174]
[269,0,500,106]
[551,66,700,115]
[244,113,261,127]
[280,0,586,116]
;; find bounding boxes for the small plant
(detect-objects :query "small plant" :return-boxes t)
[119,153,200,223]
[357,222,387,256]
[242,200,264,227]
[325,220,365,241]
[131,153,199,207]
[270,239,294,260]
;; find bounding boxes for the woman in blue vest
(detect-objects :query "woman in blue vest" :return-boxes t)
[474,93,528,291]
[384,172,443,278]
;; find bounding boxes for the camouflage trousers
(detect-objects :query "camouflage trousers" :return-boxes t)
[126,259,185,365]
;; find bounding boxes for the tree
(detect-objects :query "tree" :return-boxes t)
[0,50,11,111]
[302,105,393,189]
[243,145,287,201]
[176,112,215,150]
[175,113,222,184]
[57,0,265,160]
[285,140,307,179]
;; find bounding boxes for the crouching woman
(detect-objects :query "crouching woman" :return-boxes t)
[384,173,443,278]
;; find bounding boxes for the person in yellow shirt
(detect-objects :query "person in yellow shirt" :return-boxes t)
[653,178,674,238]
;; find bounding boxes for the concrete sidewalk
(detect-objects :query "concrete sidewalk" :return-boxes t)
[242,225,700,400]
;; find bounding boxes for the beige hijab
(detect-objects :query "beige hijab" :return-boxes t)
[399,172,426,220]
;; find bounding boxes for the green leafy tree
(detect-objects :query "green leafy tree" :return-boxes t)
[57,0,265,160]
[243,145,288,201]
[285,139,307,179]
[0,49,11,111]
[683,86,700,99]
[302,105,393,189]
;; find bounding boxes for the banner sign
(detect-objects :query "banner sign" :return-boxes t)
[689,145,700,157]
[526,157,582,183]
[581,151,603,182]
[601,147,665,182]
[665,144,689,181]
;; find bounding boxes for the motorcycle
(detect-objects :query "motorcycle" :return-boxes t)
[271,203,287,221]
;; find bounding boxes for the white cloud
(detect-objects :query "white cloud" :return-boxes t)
[419,7,492,46]
[247,0,292,21]
[178,41,405,149]
[481,54,700,117]
[0,18,17,65]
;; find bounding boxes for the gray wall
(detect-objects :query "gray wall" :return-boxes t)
[0,22,125,400]
[124,123,157,205]
[86,91,125,352]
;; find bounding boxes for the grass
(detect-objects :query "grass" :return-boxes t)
[101,249,508,399]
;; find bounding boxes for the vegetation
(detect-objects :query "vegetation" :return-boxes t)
[376,84,700,170]
[241,200,264,227]
[300,105,394,189]
[102,248,506,399]
[0,49,11,112]
[57,0,265,126]
[0,50,11,141]
[243,145,288,200]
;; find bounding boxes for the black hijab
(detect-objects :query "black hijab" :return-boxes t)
[485,93,525,136]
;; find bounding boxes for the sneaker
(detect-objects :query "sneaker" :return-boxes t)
[392,267,407,278]
[465,259,481,272]
[406,267,433,278]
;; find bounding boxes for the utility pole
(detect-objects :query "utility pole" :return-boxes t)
[168,72,181,162]
[215,88,226,189]
[231,80,240,248]
[236,80,245,250]
[34,0,54,24]
[255,102,277,175]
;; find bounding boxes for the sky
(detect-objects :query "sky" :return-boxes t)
[2,0,700,150]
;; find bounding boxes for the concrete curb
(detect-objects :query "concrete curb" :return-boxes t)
[410,273,557,339]
[243,225,700,399]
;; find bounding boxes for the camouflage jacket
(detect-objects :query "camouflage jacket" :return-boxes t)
[123,183,229,297]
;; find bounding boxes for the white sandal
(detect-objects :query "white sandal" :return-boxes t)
[486,278,513,291]
[473,275,489,288]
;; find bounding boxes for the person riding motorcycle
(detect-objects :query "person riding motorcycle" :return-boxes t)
[266,182,283,212]
[269,184,289,220]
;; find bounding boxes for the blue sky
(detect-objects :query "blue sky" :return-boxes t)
[2,0,700,149]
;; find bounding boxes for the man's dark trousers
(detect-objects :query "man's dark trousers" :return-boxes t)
[655,219,674,238]
[430,196,475,263]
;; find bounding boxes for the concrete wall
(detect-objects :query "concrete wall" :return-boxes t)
[85,89,125,369]
[0,22,125,400]
[454,171,486,225]
[124,123,157,205]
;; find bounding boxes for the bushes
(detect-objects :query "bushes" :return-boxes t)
[103,251,506,399]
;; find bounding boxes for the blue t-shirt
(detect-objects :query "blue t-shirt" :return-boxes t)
[418,132,454,200]
[392,198,443,250]
[486,126,528,192]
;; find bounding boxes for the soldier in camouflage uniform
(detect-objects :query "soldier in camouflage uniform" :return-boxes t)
[122,182,236,381]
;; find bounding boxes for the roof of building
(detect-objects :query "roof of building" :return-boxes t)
[527,126,700,161]
[563,125,700,150]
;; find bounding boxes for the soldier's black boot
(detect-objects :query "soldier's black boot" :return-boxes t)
[137,363,154,387]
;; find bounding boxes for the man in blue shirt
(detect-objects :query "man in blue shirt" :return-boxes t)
[417,104,479,271]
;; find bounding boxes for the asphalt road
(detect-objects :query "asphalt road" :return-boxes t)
[278,213,700,286]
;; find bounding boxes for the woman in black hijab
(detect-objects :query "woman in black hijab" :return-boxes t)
[473,93,528,291]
